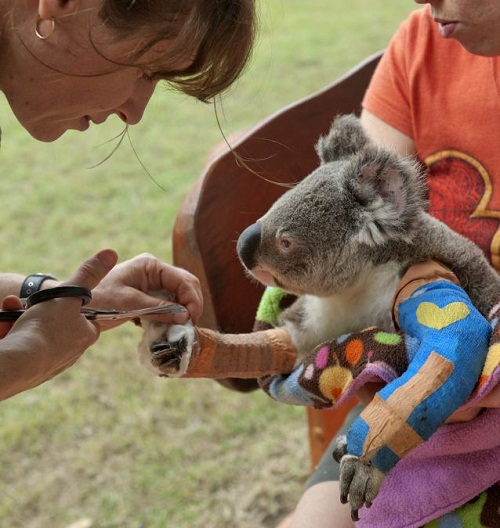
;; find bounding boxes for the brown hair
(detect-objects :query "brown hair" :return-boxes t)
[99,0,257,102]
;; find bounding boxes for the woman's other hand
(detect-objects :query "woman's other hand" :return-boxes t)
[90,252,203,329]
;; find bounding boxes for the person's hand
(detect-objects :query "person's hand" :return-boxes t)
[0,249,118,400]
[447,387,500,421]
[89,252,203,330]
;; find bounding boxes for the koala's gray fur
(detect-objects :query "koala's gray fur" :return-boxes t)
[237,114,500,361]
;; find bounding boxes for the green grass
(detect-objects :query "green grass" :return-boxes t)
[0,2,415,527]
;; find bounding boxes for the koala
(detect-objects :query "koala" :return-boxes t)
[236,113,500,364]
[233,114,500,519]
[138,114,500,520]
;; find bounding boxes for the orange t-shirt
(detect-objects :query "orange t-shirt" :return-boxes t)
[362,7,500,270]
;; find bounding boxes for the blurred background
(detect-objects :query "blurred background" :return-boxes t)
[0,2,414,527]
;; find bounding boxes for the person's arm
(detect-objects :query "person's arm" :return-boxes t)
[360,109,415,156]
[360,108,500,423]
[0,250,204,400]
[0,273,58,300]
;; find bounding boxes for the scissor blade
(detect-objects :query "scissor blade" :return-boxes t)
[81,303,187,321]
[0,304,187,322]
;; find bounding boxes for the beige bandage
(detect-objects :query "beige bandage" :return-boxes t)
[182,327,297,378]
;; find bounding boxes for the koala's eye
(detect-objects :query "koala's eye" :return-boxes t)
[277,233,294,253]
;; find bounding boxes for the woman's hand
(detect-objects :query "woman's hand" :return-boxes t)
[89,252,203,329]
[446,391,500,422]
[0,249,118,400]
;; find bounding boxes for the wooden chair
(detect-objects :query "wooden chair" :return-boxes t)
[172,51,382,469]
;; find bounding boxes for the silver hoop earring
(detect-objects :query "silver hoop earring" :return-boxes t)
[34,15,56,40]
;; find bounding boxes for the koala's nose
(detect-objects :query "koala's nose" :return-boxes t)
[237,222,261,269]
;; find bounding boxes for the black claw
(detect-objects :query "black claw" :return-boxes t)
[332,450,343,463]
[351,509,359,522]
[332,435,348,463]
[150,341,181,368]
[150,341,173,354]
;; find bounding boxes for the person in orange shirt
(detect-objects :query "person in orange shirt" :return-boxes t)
[279,1,500,526]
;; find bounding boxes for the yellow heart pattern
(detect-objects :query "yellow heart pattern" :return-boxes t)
[416,301,470,330]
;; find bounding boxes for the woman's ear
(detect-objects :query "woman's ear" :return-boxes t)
[38,0,72,19]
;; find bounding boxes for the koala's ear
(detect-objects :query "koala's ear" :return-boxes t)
[351,157,425,246]
[315,114,369,163]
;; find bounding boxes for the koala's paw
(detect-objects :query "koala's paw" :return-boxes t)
[338,453,384,522]
[138,321,196,378]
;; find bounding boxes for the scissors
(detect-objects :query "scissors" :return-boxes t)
[0,286,187,322]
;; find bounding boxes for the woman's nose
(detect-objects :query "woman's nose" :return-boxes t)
[116,78,157,125]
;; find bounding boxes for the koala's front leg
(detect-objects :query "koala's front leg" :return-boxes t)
[333,435,385,522]
[139,323,297,379]
[139,321,196,378]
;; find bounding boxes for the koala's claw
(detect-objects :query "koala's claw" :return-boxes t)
[150,339,185,370]
[338,453,384,522]
[138,322,195,378]
[332,434,348,463]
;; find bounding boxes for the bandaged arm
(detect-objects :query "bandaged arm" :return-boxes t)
[347,261,491,473]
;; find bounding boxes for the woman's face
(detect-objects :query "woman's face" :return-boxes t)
[1,1,181,142]
[414,0,500,56]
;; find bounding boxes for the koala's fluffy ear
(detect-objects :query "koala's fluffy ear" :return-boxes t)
[351,155,425,246]
[315,114,369,163]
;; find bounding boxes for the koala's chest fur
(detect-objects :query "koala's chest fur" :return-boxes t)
[279,261,402,361]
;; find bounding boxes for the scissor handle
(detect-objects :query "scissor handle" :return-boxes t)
[0,286,92,322]
[0,310,25,322]
[25,286,92,308]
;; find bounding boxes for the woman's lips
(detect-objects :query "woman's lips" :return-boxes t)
[437,21,458,38]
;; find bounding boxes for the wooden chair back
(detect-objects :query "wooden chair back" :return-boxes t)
[172,51,383,468]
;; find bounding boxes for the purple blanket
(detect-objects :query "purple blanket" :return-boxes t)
[357,360,500,527]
